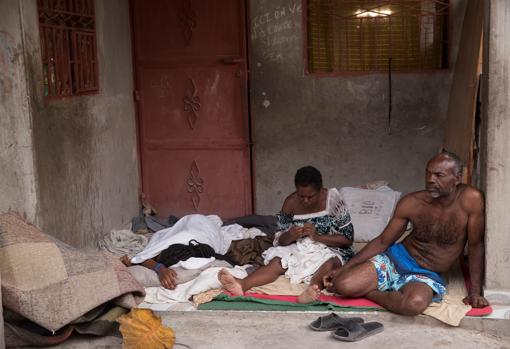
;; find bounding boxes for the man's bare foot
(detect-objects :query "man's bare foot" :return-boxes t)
[297,284,321,304]
[120,255,132,267]
[218,269,244,296]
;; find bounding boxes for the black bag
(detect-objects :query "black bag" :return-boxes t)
[157,239,217,267]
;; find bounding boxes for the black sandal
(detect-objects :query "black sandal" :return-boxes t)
[331,321,384,341]
[309,313,364,331]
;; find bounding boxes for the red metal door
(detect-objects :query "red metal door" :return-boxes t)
[131,0,252,218]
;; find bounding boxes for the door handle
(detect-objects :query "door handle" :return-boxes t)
[221,57,244,64]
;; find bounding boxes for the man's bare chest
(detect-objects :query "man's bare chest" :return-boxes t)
[410,208,467,246]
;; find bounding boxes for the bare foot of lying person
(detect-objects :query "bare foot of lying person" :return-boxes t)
[218,269,244,296]
[297,284,322,304]
[120,255,132,267]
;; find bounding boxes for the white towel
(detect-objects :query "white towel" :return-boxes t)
[220,224,266,248]
[131,214,227,264]
[262,237,338,284]
[173,257,216,270]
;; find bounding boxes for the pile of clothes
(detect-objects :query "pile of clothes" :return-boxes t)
[98,212,279,303]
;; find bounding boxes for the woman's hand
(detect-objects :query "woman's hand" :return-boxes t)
[289,225,305,239]
[278,225,305,245]
[303,223,318,241]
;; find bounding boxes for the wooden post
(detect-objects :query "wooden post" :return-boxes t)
[443,0,484,183]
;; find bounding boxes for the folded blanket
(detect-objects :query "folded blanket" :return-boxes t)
[422,259,472,326]
[0,212,145,333]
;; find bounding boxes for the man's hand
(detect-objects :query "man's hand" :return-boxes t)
[157,267,178,289]
[322,267,343,292]
[462,294,489,308]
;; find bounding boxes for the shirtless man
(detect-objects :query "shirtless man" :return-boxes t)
[326,151,489,315]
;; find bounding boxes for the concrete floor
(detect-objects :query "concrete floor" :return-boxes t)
[22,311,510,349]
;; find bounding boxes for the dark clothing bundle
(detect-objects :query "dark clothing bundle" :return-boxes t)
[225,235,274,266]
[157,239,234,267]
[222,215,277,266]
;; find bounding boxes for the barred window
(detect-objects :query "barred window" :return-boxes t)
[38,0,99,97]
[306,0,449,73]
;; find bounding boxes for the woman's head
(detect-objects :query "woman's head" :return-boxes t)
[294,166,322,190]
[294,166,323,208]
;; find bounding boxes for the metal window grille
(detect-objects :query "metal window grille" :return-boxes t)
[38,0,99,97]
[306,0,449,73]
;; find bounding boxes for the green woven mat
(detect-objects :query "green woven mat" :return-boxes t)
[198,294,385,312]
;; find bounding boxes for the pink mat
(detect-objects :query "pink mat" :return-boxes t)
[243,292,492,316]
[244,292,379,307]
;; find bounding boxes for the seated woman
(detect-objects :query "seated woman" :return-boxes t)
[218,166,355,303]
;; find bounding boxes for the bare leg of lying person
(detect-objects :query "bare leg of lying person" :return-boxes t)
[218,257,286,296]
[297,257,342,304]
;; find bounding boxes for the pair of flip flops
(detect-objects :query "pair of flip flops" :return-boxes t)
[309,313,384,342]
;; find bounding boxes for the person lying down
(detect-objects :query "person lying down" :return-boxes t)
[218,166,355,303]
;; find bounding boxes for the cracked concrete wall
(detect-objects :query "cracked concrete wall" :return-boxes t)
[0,0,38,222]
[249,0,467,214]
[6,0,140,248]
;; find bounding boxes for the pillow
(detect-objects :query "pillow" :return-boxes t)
[127,265,161,287]
[340,187,401,242]
[356,180,389,190]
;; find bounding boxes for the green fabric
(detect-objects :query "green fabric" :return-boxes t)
[197,294,385,312]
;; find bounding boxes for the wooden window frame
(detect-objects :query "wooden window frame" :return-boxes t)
[303,0,450,76]
[38,0,99,98]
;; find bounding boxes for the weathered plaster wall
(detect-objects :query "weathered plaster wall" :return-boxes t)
[0,0,38,222]
[19,0,139,248]
[482,0,510,290]
[250,0,466,214]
